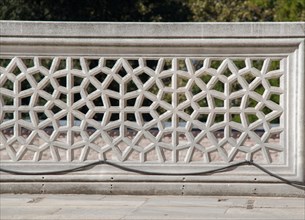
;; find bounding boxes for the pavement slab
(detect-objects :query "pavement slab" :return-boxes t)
[0,194,304,220]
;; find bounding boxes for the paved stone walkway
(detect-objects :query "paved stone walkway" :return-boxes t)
[0,194,304,219]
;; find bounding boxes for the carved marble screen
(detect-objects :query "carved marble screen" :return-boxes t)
[0,57,284,164]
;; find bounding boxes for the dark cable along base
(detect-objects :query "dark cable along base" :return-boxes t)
[0,160,304,190]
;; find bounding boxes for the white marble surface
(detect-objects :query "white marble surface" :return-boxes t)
[0,21,304,38]
[1,194,304,219]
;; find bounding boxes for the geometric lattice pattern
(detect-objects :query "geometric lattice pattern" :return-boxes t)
[0,57,284,164]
